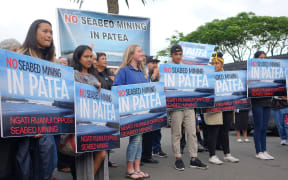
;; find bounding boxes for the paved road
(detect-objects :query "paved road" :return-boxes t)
[54,128,288,180]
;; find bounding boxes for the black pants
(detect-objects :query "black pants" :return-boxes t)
[207,112,232,157]
[142,131,154,160]
[57,151,74,169]
[0,138,20,180]
[200,113,208,147]
[16,136,57,180]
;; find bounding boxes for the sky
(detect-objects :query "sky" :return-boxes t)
[0,0,287,63]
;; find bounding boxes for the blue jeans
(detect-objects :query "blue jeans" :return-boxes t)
[272,109,288,140]
[16,135,57,180]
[252,106,271,154]
[126,135,142,162]
[280,108,288,131]
[152,129,161,153]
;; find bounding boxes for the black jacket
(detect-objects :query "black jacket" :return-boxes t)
[271,97,288,109]
[93,68,114,90]
[251,97,272,107]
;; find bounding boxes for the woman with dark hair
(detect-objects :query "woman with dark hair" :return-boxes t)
[92,52,115,90]
[16,19,57,180]
[92,52,118,168]
[252,51,274,160]
[204,52,239,165]
[73,45,100,86]
[72,45,106,180]
[18,19,55,62]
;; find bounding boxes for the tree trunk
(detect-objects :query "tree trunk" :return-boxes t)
[107,0,119,14]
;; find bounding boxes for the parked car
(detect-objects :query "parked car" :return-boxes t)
[247,109,278,135]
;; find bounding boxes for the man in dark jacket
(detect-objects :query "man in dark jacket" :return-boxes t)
[141,56,168,163]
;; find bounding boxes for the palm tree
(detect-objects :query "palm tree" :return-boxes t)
[70,0,147,14]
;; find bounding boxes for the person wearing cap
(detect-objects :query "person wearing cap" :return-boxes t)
[141,56,168,164]
[204,52,240,165]
[146,55,160,81]
[147,57,169,158]
[168,44,208,171]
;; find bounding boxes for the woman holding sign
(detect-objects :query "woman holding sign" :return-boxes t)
[113,45,149,180]
[16,19,57,180]
[204,52,239,165]
[251,51,274,160]
[92,52,119,168]
[72,45,106,180]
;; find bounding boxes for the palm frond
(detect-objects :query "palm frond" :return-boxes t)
[69,0,84,9]
[125,0,147,9]
[125,0,130,9]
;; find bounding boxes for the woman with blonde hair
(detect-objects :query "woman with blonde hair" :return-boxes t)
[113,45,149,180]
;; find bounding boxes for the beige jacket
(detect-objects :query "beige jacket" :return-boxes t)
[204,111,223,125]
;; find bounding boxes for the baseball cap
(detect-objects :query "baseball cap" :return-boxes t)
[146,56,160,63]
[170,44,183,54]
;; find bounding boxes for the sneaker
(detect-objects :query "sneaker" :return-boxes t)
[154,149,168,158]
[256,153,269,160]
[263,152,274,160]
[244,139,250,143]
[141,158,159,164]
[280,140,287,145]
[190,158,208,170]
[174,159,185,171]
[209,155,223,165]
[224,154,239,163]
[237,139,243,143]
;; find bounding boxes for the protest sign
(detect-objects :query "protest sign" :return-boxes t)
[247,58,288,97]
[282,69,288,129]
[57,8,150,67]
[179,41,215,65]
[285,113,288,128]
[280,107,288,128]
[286,68,288,96]
[0,49,74,137]
[112,82,167,137]
[203,70,250,113]
[159,64,215,109]
[74,82,120,152]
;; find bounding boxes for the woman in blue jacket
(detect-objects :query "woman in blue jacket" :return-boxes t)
[113,45,149,180]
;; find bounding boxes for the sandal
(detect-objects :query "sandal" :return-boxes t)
[58,167,71,173]
[126,172,143,180]
[136,171,150,179]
